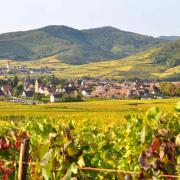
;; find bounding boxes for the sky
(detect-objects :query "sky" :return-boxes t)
[0,0,179,37]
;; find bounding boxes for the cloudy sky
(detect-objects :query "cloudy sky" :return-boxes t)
[0,0,179,36]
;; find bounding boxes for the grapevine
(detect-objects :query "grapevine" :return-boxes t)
[0,103,179,179]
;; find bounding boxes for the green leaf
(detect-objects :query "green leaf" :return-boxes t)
[62,169,72,180]
[77,155,85,168]
[42,164,52,180]
[146,107,162,121]
[35,161,41,174]
[175,102,180,112]
[32,142,49,160]
[67,143,79,156]
[41,149,53,166]
[70,162,78,174]
[37,122,44,132]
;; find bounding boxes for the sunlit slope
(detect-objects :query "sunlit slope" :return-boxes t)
[0,48,179,79]
[152,65,180,78]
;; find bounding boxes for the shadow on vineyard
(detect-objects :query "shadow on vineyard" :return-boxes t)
[0,102,180,179]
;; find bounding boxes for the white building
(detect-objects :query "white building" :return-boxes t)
[81,90,91,97]
[50,93,62,103]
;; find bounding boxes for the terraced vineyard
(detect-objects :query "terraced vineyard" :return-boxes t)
[0,48,179,80]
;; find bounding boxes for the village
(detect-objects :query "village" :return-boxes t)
[0,61,51,76]
[0,61,179,104]
[0,75,177,104]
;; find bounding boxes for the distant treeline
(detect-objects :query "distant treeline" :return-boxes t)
[160,82,180,96]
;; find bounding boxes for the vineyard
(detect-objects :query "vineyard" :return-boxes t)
[0,99,180,179]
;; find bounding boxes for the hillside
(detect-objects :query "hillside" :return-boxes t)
[1,47,179,80]
[151,39,180,68]
[83,27,164,57]
[0,25,165,64]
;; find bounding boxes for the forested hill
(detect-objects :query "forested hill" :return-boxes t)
[0,25,165,64]
[151,40,180,68]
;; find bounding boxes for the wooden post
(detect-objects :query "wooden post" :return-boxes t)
[18,138,30,180]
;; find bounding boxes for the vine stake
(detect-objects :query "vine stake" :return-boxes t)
[18,138,30,180]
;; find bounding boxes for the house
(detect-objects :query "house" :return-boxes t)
[38,85,55,96]
[91,87,106,97]
[76,79,83,86]
[35,78,55,96]
[56,88,65,93]
[64,86,76,95]
[149,85,160,95]
[0,89,5,97]
[106,88,131,98]
[21,91,34,98]
[50,93,63,103]
[1,85,13,96]
[24,84,35,92]
[44,87,55,96]
[81,89,92,97]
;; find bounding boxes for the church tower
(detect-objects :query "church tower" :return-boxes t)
[35,79,40,93]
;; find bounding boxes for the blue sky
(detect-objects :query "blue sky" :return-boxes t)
[0,0,179,36]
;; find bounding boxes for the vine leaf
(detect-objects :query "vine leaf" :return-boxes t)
[37,122,44,132]
[62,169,72,180]
[141,127,146,144]
[149,138,161,153]
[77,155,85,168]
[147,107,162,121]
[175,102,180,112]
[138,152,150,171]
[42,164,51,180]
[41,149,53,166]
[70,162,78,174]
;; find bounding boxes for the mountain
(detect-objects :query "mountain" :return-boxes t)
[83,26,164,57]
[151,39,180,68]
[0,25,165,65]
[159,36,180,41]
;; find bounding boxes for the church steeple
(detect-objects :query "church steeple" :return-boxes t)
[35,78,41,93]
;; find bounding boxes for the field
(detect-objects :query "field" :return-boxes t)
[0,98,179,124]
[0,98,180,179]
